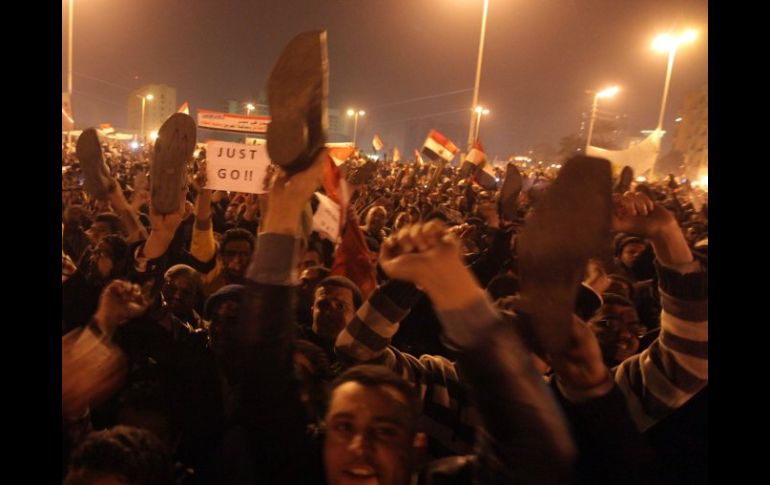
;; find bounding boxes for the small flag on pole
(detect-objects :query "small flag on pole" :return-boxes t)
[414,149,425,165]
[421,129,460,163]
[463,140,497,189]
[177,101,190,115]
[372,134,384,151]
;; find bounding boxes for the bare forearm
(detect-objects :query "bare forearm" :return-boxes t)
[143,230,175,260]
[195,188,212,223]
[108,187,148,242]
[650,221,693,266]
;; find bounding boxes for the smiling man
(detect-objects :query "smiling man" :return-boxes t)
[323,366,420,485]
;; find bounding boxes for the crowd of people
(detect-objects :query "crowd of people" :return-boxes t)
[61,113,708,484]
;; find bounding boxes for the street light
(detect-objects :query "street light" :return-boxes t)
[67,0,74,96]
[585,86,620,151]
[652,29,698,132]
[466,0,491,150]
[246,103,256,116]
[347,109,365,147]
[473,106,490,141]
[137,93,154,143]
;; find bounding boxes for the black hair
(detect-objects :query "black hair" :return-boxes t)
[317,276,363,309]
[601,292,635,308]
[486,274,520,300]
[66,426,174,484]
[330,365,421,424]
[94,212,124,235]
[220,228,255,252]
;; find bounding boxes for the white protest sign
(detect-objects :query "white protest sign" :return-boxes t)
[205,141,272,194]
[312,192,341,242]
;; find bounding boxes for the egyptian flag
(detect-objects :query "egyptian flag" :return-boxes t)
[421,129,460,163]
[98,123,115,135]
[323,151,377,299]
[459,140,485,178]
[467,142,497,190]
[372,134,384,151]
[328,144,356,167]
[393,147,401,162]
[414,149,425,165]
[177,101,190,115]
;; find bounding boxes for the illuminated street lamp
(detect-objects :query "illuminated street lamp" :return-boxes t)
[473,106,490,141]
[347,109,365,147]
[652,29,698,132]
[246,103,256,116]
[585,86,620,151]
[466,0,491,151]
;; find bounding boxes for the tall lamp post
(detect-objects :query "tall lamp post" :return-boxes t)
[347,109,365,147]
[67,0,74,96]
[246,103,255,116]
[585,86,619,152]
[651,29,697,177]
[138,93,154,143]
[466,0,490,151]
[473,106,490,141]
[652,29,698,132]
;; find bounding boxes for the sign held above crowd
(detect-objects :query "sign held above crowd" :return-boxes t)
[204,141,272,194]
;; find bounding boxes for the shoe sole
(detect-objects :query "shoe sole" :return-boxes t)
[151,113,196,214]
[499,163,523,222]
[517,156,612,354]
[615,165,633,193]
[267,31,328,174]
[76,128,112,199]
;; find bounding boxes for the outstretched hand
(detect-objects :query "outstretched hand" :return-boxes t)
[93,280,152,336]
[611,191,693,266]
[611,192,676,238]
[379,221,484,310]
[149,190,187,235]
[261,149,326,235]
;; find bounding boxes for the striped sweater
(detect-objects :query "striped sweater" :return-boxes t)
[613,259,708,431]
[335,280,477,456]
[336,260,708,449]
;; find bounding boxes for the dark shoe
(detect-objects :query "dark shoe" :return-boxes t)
[516,156,612,354]
[615,165,633,193]
[151,113,196,214]
[266,31,329,175]
[76,128,112,199]
[499,163,523,222]
[346,160,377,185]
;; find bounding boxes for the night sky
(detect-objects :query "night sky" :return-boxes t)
[62,0,708,159]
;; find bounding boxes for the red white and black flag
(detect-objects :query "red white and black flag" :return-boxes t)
[177,101,190,115]
[372,134,384,151]
[421,129,460,163]
[464,140,497,190]
[459,140,485,178]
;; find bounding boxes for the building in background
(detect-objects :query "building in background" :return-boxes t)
[127,84,177,138]
[671,84,708,179]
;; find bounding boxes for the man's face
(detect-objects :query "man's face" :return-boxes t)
[86,221,113,246]
[589,304,646,365]
[312,285,356,341]
[620,242,646,268]
[209,299,240,359]
[162,274,197,317]
[89,241,115,281]
[367,209,387,232]
[300,249,323,272]
[324,382,415,485]
[221,240,252,280]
